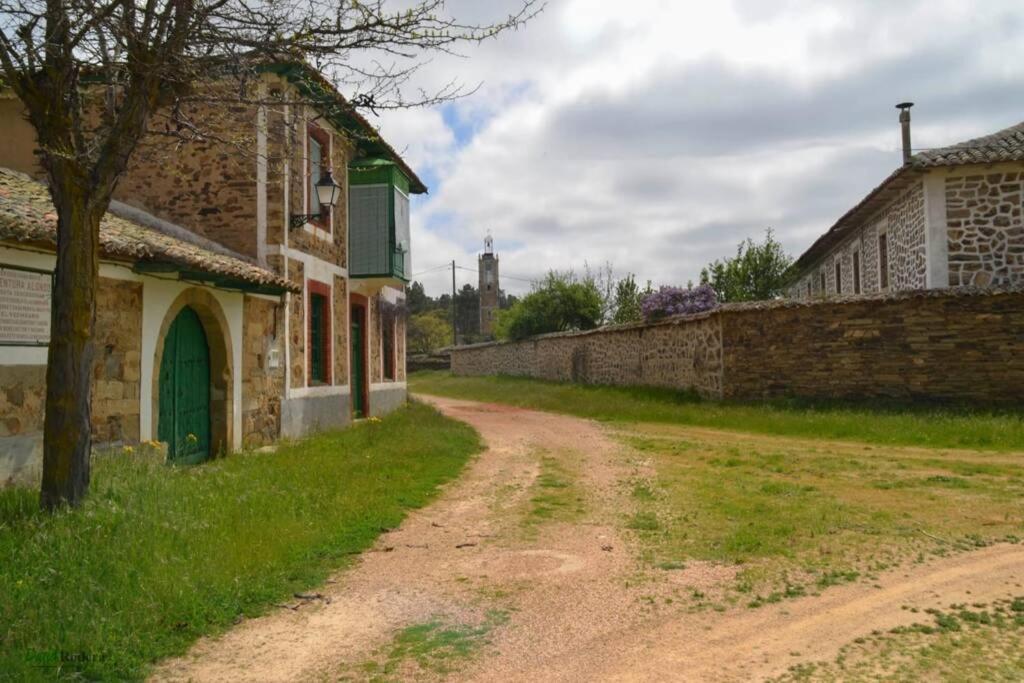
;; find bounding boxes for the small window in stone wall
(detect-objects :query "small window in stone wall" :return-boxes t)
[835,261,842,295]
[820,271,826,294]
[307,125,331,229]
[853,250,861,294]
[307,281,332,385]
[806,281,812,299]
[383,317,395,381]
[878,233,889,289]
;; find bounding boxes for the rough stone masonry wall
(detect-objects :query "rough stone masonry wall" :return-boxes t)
[790,181,926,298]
[452,314,724,397]
[451,288,1024,404]
[241,296,284,447]
[946,170,1024,287]
[1,276,142,484]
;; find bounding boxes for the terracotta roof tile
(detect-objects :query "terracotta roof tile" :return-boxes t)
[0,167,295,293]
[912,120,1024,168]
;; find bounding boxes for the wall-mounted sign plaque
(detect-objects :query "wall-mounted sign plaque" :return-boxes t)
[0,265,53,346]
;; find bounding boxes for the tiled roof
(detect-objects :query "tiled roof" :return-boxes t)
[912,120,1024,168]
[789,119,1024,278]
[263,61,429,195]
[0,167,295,294]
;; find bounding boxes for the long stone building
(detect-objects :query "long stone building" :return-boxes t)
[786,109,1024,297]
[0,60,420,483]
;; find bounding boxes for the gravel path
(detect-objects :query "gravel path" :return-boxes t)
[151,396,1024,682]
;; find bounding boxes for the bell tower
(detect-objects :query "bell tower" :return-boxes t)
[478,233,500,337]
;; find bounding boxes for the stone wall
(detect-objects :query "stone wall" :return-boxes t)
[946,170,1024,287]
[452,313,724,396]
[451,288,1024,404]
[1,276,142,484]
[92,278,144,444]
[789,180,927,299]
[241,296,284,447]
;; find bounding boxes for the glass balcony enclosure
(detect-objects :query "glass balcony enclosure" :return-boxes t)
[349,158,411,282]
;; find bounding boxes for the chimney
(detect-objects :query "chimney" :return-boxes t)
[896,102,914,165]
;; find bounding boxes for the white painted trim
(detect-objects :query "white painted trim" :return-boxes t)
[289,384,351,399]
[266,244,347,279]
[923,172,950,289]
[139,281,244,452]
[247,292,281,303]
[1,347,47,365]
[302,223,333,242]
[283,103,292,401]
[370,381,407,391]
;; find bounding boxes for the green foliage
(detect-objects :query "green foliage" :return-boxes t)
[406,280,432,315]
[0,402,481,680]
[359,610,509,680]
[409,372,1024,452]
[700,228,794,302]
[610,273,650,325]
[494,271,604,340]
[408,309,453,354]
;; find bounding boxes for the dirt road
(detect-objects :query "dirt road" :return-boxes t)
[152,397,1024,682]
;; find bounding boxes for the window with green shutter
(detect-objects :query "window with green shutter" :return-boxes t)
[307,283,331,385]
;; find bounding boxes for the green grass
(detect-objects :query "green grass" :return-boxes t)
[0,402,482,681]
[409,371,1024,451]
[524,454,585,527]
[357,610,509,681]
[775,598,1024,681]
[619,427,1024,600]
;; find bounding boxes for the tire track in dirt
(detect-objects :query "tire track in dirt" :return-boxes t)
[151,397,1024,682]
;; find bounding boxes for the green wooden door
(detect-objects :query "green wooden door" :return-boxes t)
[351,307,366,418]
[158,307,211,464]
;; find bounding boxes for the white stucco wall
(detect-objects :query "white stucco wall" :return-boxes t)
[0,245,245,452]
[138,279,244,451]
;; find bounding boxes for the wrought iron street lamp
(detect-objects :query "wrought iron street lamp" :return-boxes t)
[291,168,341,229]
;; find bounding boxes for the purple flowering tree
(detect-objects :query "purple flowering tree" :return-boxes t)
[641,284,719,321]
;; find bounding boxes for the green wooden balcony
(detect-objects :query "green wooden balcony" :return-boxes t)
[349,159,411,283]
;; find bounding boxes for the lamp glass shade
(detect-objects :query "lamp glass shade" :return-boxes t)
[315,169,341,208]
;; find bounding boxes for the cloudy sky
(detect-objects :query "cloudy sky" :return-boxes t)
[369,0,1024,297]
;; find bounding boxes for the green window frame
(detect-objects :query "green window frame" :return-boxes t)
[307,282,331,385]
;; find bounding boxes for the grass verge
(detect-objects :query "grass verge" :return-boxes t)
[523,453,585,529]
[619,426,1024,602]
[775,598,1024,681]
[409,371,1024,451]
[0,401,481,681]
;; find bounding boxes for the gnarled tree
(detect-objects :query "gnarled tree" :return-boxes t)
[0,0,539,509]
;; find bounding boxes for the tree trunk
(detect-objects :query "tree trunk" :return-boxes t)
[40,180,102,510]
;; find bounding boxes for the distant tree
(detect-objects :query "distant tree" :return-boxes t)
[454,284,480,341]
[610,274,651,325]
[494,271,603,341]
[406,281,432,316]
[407,310,452,354]
[499,290,519,310]
[700,229,793,302]
[584,261,616,323]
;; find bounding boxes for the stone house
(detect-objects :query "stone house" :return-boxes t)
[786,112,1024,298]
[0,60,421,484]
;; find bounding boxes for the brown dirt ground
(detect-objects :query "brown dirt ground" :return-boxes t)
[151,397,1024,682]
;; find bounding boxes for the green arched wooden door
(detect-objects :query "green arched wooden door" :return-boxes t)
[158,306,211,464]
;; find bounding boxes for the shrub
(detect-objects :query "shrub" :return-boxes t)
[641,284,718,321]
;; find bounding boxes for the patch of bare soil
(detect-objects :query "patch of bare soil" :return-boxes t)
[151,397,1024,683]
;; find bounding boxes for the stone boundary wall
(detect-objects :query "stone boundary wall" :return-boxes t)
[450,287,1024,404]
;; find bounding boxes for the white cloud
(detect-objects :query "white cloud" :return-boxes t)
[369,0,1024,296]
